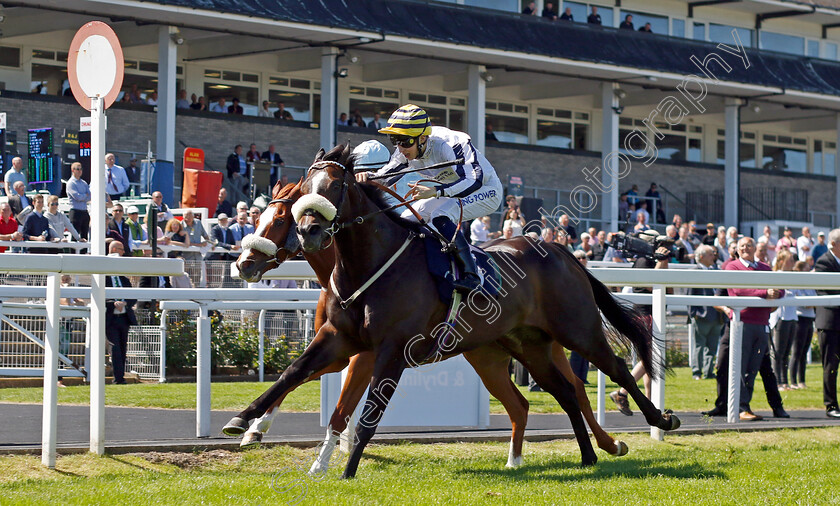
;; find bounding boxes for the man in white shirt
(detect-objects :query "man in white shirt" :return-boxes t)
[4,156,27,196]
[211,98,227,113]
[470,216,489,245]
[797,226,814,262]
[104,153,130,199]
[258,100,272,117]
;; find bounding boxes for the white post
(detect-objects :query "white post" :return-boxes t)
[835,113,840,225]
[196,304,212,437]
[159,309,168,383]
[304,309,313,345]
[320,47,339,150]
[89,96,107,455]
[687,319,696,372]
[650,284,667,441]
[601,82,619,233]
[596,369,605,425]
[727,310,743,423]
[157,26,177,163]
[467,64,487,154]
[258,309,266,383]
[724,98,741,228]
[41,273,60,468]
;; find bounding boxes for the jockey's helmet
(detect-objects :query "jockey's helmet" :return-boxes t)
[352,140,391,173]
[379,104,432,155]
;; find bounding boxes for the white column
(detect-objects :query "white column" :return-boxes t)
[601,82,619,232]
[724,98,741,228]
[727,310,743,423]
[320,47,339,150]
[596,369,605,425]
[650,284,667,441]
[159,309,168,383]
[89,96,107,455]
[196,305,212,437]
[835,113,840,227]
[687,319,696,372]
[41,273,60,468]
[157,26,177,162]
[258,309,266,383]
[467,64,486,154]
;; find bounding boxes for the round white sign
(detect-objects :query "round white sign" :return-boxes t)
[76,35,118,99]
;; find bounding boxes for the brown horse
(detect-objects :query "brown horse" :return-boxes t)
[230,180,628,472]
[229,144,678,479]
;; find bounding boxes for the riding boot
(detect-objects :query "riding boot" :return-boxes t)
[452,231,481,293]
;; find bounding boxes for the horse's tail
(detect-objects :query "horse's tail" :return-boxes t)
[581,266,663,380]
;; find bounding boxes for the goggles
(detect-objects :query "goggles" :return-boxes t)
[389,135,418,148]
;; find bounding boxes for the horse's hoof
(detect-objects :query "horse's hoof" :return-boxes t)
[615,441,629,456]
[222,417,250,436]
[240,431,263,448]
[505,455,523,469]
[581,455,598,467]
[668,414,681,430]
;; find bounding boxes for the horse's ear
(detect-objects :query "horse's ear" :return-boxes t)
[314,148,326,163]
[293,177,304,193]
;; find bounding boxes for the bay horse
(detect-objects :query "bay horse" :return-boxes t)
[229,144,679,479]
[229,179,628,472]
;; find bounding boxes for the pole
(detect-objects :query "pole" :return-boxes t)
[258,309,266,383]
[596,369,605,425]
[89,96,107,455]
[159,309,168,383]
[41,273,60,468]
[687,319,696,372]
[650,284,667,441]
[727,310,743,423]
[196,304,211,437]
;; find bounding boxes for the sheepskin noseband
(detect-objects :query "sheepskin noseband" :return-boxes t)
[292,193,337,223]
[241,234,278,257]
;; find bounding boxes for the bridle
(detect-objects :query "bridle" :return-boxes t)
[260,196,301,266]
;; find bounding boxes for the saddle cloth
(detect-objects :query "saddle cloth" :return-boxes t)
[423,233,501,304]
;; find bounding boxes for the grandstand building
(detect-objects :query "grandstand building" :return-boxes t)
[1,0,839,234]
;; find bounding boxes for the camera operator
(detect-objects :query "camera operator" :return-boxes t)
[608,230,671,416]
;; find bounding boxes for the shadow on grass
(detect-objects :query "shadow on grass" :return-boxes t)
[455,456,726,482]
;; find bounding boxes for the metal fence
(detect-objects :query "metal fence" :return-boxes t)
[685,187,810,224]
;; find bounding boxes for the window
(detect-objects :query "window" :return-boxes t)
[268,90,312,121]
[807,40,820,57]
[693,22,706,41]
[620,11,668,34]
[347,98,399,127]
[760,135,807,172]
[760,31,804,55]
[562,1,613,26]
[709,24,753,47]
[205,83,259,115]
[448,110,464,131]
[813,140,836,175]
[0,46,21,68]
[826,42,838,60]
[405,91,465,130]
[464,0,518,11]
[486,114,528,144]
[536,108,589,149]
[268,76,322,122]
[716,131,757,167]
[672,19,685,38]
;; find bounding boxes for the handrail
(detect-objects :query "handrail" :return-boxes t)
[0,253,183,276]
[657,183,702,222]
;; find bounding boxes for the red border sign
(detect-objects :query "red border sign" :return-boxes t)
[67,21,125,111]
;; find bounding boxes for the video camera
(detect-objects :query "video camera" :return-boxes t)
[609,231,687,262]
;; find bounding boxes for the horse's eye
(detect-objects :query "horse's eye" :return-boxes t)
[276,219,284,225]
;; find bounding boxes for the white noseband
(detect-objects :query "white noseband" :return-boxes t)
[292,194,337,223]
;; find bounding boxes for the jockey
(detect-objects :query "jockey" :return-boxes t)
[355,104,503,293]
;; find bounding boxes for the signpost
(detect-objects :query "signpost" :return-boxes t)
[66,21,124,459]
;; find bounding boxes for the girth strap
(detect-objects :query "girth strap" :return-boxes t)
[330,232,416,310]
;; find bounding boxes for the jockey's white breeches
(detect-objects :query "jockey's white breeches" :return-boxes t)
[399,175,503,224]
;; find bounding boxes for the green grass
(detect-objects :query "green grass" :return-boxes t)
[1,428,838,505]
[0,365,826,414]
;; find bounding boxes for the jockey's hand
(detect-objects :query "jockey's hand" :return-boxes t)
[409,183,436,199]
[355,172,371,183]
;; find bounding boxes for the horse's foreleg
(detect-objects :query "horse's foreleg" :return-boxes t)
[551,344,626,456]
[310,351,376,475]
[464,350,528,468]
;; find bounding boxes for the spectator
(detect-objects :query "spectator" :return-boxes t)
[146,191,174,232]
[274,102,293,120]
[4,156,27,196]
[542,2,557,20]
[617,193,630,224]
[349,109,365,127]
[714,229,729,263]
[211,97,227,113]
[689,245,726,380]
[124,206,147,254]
[146,91,158,106]
[633,212,650,233]
[587,5,602,24]
[104,153,130,200]
[191,96,207,111]
[470,216,489,245]
[797,226,814,263]
[108,203,131,254]
[619,14,634,29]
[724,237,785,421]
[485,122,498,142]
[813,231,828,261]
[210,213,239,260]
[258,100,272,118]
[164,218,190,258]
[587,227,598,246]
[176,89,191,109]
[0,202,23,251]
[645,183,665,223]
[591,230,608,261]
[8,180,31,222]
[189,93,198,108]
[105,240,137,385]
[634,200,651,225]
[776,226,797,256]
[182,209,210,262]
[559,7,573,21]
[503,210,525,237]
[724,226,738,245]
[228,97,244,115]
[672,214,682,229]
[236,201,249,216]
[368,112,383,130]
[337,112,348,125]
[639,22,653,33]
[246,143,261,164]
[677,225,694,261]
[814,228,840,418]
[230,211,255,243]
[756,241,770,264]
[126,84,142,104]
[573,249,588,266]
[541,227,555,243]
[262,144,285,189]
[558,214,577,244]
[248,206,261,227]
[501,195,519,222]
[721,240,738,268]
[124,158,141,189]
[687,221,702,247]
[576,233,594,261]
[700,223,715,246]
[44,195,82,242]
[602,233,627,263]
[522,1,537,15]
[215,188,234,218]
[757,224,777,254]
[790,260,816,390]
[226,144,249,193]
[769,250,798,391]
[22,194,53,253]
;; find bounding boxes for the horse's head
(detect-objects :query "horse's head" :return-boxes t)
[237,179,304,282]
[293,144,355,253]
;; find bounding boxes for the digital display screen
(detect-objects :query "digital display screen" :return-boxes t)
[28,127,54,183]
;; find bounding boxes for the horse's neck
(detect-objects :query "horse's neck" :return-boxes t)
[304,246,336,287]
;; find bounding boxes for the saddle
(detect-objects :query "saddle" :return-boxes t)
[423,232,501,304]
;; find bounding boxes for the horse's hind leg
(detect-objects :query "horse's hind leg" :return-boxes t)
[464,348,528,468]
[551,343,627,456]
[512,339,597,467]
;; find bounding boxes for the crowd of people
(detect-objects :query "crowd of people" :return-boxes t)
[522,2,655,32]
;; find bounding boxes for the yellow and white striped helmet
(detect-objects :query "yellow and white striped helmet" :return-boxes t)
[378,104,432,137]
